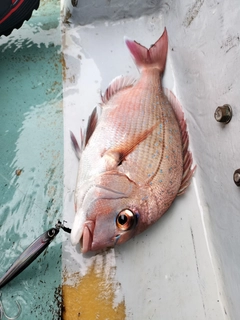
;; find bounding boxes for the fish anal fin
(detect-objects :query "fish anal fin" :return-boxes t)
[101,75,136,104]
[177,155,196,196]
[163,88,196,196]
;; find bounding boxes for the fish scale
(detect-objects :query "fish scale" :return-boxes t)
[119,74,179,188]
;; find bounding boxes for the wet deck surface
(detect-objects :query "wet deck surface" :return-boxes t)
[0,0,233,319]
[0,1,63,319]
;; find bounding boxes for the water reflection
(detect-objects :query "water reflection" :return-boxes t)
[0,98,63,319]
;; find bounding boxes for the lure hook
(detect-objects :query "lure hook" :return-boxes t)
[0,292,21,320]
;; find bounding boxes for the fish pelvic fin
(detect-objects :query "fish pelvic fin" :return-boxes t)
[101,75,136,104]
[163,88,196,196]
[85,107,98,146]
[125,27,168,72]
[70,107,98,159]
[70,131,81,160]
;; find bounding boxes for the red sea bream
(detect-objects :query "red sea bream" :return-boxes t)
[70,28,195,253]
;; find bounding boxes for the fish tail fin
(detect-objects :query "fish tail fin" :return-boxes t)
[125,27,168,72]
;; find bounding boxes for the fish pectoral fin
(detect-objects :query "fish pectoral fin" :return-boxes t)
[163,88,196,196]
[101,75,136,104]
[102,150,122,171]
[103,123,159,169]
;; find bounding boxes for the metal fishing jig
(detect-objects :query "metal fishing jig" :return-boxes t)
[0,292,21,320]
[0,221,71,289]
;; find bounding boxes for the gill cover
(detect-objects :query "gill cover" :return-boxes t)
[71,171,138,248]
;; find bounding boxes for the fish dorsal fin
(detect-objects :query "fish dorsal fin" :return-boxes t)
[101,75,136,104]
[70,107,98,160]
[163,88,196,195]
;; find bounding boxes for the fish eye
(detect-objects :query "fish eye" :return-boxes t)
[116,209,134,231]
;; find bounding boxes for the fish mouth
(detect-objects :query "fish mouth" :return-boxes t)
[80,220,95,253]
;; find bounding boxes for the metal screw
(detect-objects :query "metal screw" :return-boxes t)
[233,169,240,186]
[214,104,232,123]
[71,0,78,6]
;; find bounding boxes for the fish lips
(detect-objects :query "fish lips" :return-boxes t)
[71,213,116,253]
[81,221,118,253]
[80,220,94,253]
[79,220,112,253]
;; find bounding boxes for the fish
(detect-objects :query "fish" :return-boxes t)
[70,28,195,253]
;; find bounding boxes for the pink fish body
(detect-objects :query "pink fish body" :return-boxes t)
[71,28,195,253]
